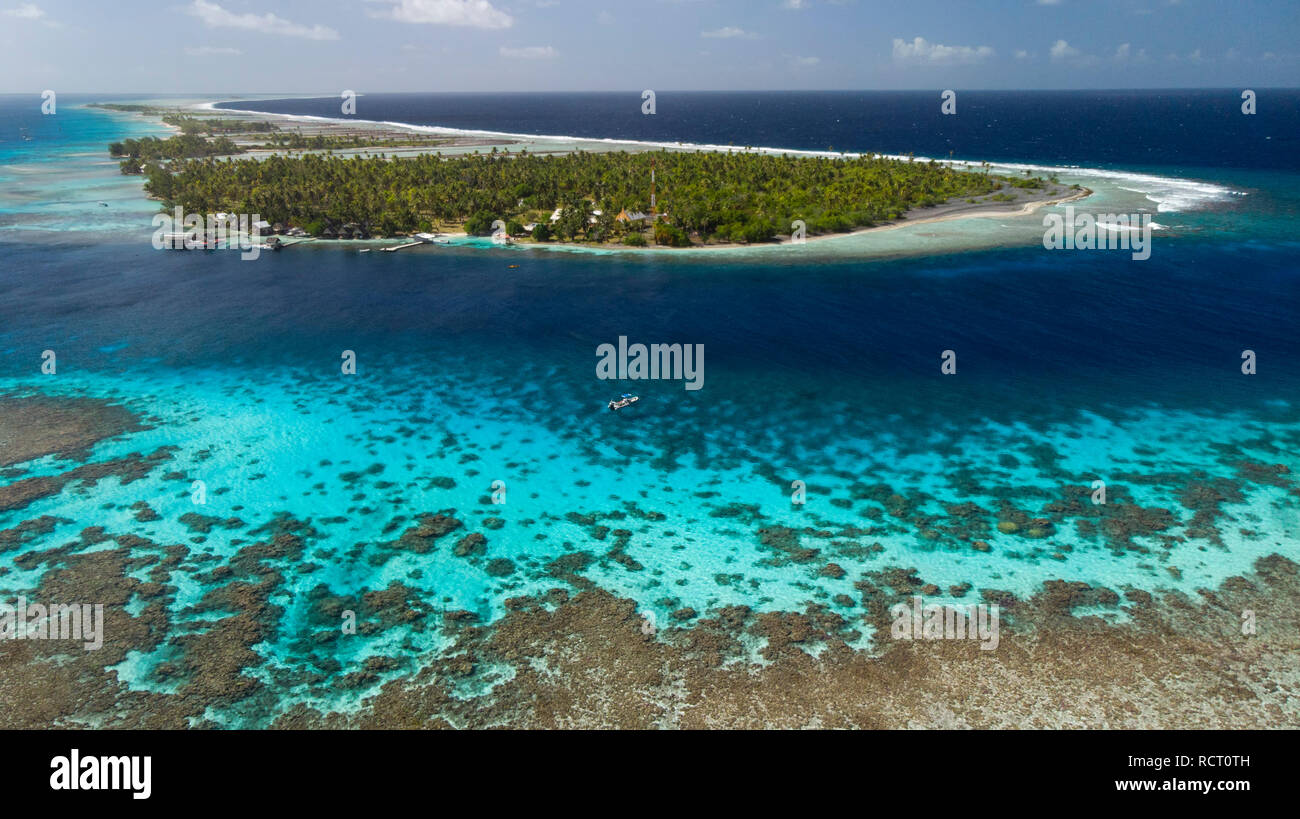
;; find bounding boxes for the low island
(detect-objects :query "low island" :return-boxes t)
[103,106,1085,249]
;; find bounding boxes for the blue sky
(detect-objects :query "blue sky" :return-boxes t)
[1,0,1296,92]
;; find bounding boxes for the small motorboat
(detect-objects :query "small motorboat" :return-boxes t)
[608,393,639,411]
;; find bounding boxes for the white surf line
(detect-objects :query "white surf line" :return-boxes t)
[199,98,1238,214]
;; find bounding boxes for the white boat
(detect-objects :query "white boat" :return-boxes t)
[608,393,640,412]
[414,232,450,245]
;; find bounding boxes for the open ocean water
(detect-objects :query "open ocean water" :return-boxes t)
[1,91,1297,725]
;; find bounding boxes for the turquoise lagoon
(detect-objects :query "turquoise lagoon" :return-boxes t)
[0,96,1297,724]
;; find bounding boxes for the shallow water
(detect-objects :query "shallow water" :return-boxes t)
[0,94,1297,725]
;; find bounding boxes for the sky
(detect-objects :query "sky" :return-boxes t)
[0,0,1296,93]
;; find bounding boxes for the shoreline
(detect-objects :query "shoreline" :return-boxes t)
[105,100,1095,255]
[4,84,1294,737]
[261,184,1092,255]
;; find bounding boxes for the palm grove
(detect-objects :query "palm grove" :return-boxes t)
[141,147,1039,245]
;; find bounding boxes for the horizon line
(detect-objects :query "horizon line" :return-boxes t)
[5,86,1298,97]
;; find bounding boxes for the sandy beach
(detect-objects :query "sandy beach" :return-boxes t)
[96,99,1094,255]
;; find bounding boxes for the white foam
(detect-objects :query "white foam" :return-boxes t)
[1098,220,1167,232]
[209,98,1239,215]
[990,163,1236,213]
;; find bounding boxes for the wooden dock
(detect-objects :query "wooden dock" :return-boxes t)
[380,241,424,252]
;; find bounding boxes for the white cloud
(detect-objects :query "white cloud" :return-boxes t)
[371,0,513,29]
[702,27,756,39]
[499,45,557,59]
[791,55,820,66]
[783,0,809,8]
[1049,39,1079,60]
[1014,49,1030,60]
[1110,43,1150,63]
[3,3,44,19]
[185,45,243,56]
[1036,0,1062,5]
[892,36,994,64]
[188,0,339,40]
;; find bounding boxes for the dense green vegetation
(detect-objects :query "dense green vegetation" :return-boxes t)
[90,103,171,113]
[97,106,277,172]
[254,132,450,151]
[143,148,1038,244]
[161,114,278,135]
[92,104,275,133]
[110,134,243,174]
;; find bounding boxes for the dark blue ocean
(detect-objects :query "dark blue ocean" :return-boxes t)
[1,91,1298,725]
[218,89,1300,170]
